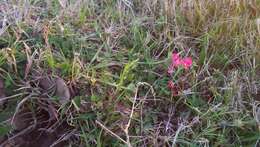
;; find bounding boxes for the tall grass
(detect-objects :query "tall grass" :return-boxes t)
[0,0,259,146]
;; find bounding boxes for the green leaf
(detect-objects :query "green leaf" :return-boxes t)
[90,95,100,102]
[0,123,11,136]
[74,96,82,107]
[117,59,139,91]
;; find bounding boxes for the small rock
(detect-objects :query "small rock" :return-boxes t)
[55,77,70,104]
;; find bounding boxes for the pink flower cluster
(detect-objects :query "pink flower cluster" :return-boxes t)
[167,52,193,96]
[168,53,192,74]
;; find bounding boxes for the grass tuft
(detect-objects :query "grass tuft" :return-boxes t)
[0,0,259,146]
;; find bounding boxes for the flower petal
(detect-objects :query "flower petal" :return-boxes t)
[172,53,182,67]
[167,80,175,89]
[181,57,192,69]
[168,65,174,74]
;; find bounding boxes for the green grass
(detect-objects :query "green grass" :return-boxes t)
[0,0,259,146]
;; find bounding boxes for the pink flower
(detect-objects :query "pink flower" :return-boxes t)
[168,53,182,74]
[172,53,182,67]
[168,52,193,73]
[181,57,192,69]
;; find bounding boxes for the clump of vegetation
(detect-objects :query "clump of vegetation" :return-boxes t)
[0,0,259,146]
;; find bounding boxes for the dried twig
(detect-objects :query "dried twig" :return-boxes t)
[124,82,155,147]
[95,120,128,145]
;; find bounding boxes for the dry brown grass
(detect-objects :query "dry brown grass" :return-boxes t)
[0,0,259,146]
